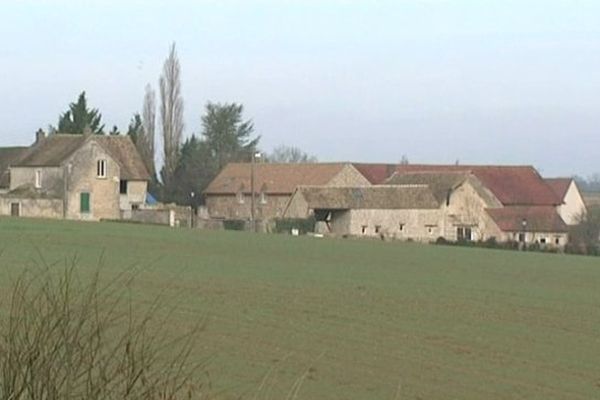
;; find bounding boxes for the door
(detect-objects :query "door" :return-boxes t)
[80,192,90,214]
[10,202,20,217]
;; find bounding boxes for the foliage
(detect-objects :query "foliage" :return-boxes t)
[222,219,247,231]
[159,43,184,190]
[108,125,121,135]
[55,91,105,135]
[567,205,600,255]
[164,135,215,206]
[273,217,316,234]
[127,113,143,142]
[267,145,317,163]
[201,102,259,171]
[0,261,205,399]
[141,84,157,179]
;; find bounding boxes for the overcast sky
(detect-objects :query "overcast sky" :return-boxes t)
[1,0,599,176]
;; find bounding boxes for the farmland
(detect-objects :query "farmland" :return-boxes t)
[1,217,599,399]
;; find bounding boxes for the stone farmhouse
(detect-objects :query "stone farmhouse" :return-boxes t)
[0,132,150,221]
[206,162,586,247]
[203,162,369,220]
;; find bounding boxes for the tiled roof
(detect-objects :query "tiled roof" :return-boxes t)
[14,134,149,180]
[391,165,561,206]
[351,163,397,184]
[486,206,568,233]
[385,172,468,204]
[16,135,88,167]
[0,146,28,188]
[94,136,150,180]
[545,178,572,200]
[204,163,350,195]
[297,185,440,210]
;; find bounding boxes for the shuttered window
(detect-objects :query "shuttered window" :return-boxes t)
[80,192,90,213]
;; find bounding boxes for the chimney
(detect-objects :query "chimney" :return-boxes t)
[35,128,46,144]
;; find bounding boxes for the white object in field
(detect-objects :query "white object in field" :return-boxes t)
[313,233,324,238]
[291,228,299,236]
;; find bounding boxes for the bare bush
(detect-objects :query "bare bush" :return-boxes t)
[0,262,206,400]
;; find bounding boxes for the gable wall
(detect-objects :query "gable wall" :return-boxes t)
[64,141,120,221]
[327,164,371,187]
[558,182,587,225]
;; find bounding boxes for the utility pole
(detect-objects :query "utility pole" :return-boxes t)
[250,151,261,232]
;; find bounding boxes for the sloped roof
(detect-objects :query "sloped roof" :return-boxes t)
[94,136,150,180]
[352,163,397,184]
[297,185,440,210]
[545,178,572,200]
[0,146,28,188]
[204,163,350,195]
[391,165,561,206]
[486,206,568,233]
[15,135,88,167]
[385,172,468,203]
[13,134,149,180]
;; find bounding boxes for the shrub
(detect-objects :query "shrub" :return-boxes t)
[223,219,247,231]
[0,263,206,399]
[273,217,316,234]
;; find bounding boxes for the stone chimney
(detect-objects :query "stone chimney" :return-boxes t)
[35,128,46,144]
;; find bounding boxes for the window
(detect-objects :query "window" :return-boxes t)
[131,204,140,211]
[375,225,381,234]
[259,191,267,204]
[540,237,547,244]
[80,192,90,213]
[457,227,472,241]
[361,225,367,234]
[399,223,405,232]
[555,237,561,245]
[518,232,526,243]
[97,159,107,178]
[35,169,42,189]
[119,180,128,194]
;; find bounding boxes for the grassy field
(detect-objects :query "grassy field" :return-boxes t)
[1,217,600,399]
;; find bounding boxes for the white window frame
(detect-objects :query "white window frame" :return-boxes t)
[34,169,42,189]
[97,159,107,178]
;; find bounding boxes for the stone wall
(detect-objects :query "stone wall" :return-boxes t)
[205,194,291,220]
[0,197,63,219]
[65,141,120,221]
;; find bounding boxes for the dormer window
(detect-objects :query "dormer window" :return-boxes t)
[34,169,42,189]
[97,159,107,178]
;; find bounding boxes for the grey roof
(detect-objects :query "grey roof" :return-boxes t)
[0,146,29,188]
[297,185,440,210]
[14,134,150,181]
[385,172,469,203]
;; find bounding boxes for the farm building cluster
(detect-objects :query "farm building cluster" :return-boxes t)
[0,131,590,248]
[205,162,588,248]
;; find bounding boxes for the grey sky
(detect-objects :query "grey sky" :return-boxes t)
[1,0,598,176]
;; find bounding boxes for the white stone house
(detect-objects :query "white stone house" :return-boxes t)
[0,132,150,221]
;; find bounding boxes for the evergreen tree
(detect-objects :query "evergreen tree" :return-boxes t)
[56,92,105,134]
[201,102,259,171]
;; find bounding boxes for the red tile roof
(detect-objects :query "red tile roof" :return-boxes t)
[486,206,568,233]
[204,163,350,195]
[361,164,561,206]
[351,163,397,184]
[544,178,572,200]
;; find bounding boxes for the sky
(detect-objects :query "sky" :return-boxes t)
[1,0,599,177]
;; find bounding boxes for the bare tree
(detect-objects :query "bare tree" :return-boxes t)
[140,84,157,178]
[159,43,184,188]
[267,145,317,163]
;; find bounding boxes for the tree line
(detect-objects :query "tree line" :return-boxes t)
[44,43,317,207]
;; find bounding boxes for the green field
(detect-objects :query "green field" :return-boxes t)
[1,217,600,399]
